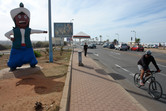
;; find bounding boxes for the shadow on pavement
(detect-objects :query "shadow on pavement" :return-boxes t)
[72,67,118,84]
[108,73,126,80]
[126,89,166,104]
[83,65,94,69]
[95,69,107,75]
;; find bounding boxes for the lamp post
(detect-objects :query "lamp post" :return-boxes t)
[106,35,110,42]
[48,0,53,62]
[70,19,74,45]
[115,33,119,44]
[70,19,74,23]
[99,35,102,44]
[131,30,136,42]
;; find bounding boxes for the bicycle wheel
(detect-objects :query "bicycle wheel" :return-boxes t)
[134,73,141,88]
[148,81,163,100]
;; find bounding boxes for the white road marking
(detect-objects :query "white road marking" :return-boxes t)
[158,73,166,77]
[109,54,121,60]
[115,64,166,77]
[94,53,99,56]
[129,73,135,76]
[110,51,120,55]
[158,64,166,68]
[115,64,135,76]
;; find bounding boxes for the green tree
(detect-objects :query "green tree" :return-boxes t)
[113,39,118,45]
[135,38,140,44]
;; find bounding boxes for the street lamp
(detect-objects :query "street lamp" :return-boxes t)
[106,35,110,42]
[131,30,136,42]
[70,19,74,23]
[70,19,74,45]
[115,33,119,44]
[99,35,102,44]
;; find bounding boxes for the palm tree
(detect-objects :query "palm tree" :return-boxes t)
[113,39,118,45]
[135,38,140,44]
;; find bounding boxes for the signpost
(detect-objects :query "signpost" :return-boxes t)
[54,23,73,46]
[48,0,53,62]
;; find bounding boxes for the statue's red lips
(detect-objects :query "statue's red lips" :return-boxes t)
[19,21,26,24]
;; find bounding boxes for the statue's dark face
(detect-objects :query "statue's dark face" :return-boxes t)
[14,12,29,29]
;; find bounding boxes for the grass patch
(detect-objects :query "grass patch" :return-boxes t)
[34,50,42,57]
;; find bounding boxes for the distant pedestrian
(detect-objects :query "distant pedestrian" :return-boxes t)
[84,43,88,56]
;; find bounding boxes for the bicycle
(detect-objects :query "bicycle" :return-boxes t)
[134,71,163,100]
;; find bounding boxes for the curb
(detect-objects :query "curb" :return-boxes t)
[59,48,73,111]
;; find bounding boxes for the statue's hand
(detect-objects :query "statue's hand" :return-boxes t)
[11,38,14,41]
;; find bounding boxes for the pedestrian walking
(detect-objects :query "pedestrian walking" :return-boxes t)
[84,43,88,56]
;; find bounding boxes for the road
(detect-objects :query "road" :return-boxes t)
[87,45,166,111]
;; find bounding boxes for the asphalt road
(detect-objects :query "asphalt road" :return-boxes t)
[87,45,166,111]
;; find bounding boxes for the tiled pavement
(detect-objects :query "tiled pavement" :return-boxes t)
[69,49,147,111]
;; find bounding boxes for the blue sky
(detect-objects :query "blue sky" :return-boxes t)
[0,0,166,43]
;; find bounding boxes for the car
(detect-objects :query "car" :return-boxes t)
[148,44,153,48]
[143,44,148,48]
[102,43,109,48]
[88,43,96,49]
[131,45,144,51]
[115,43,128,51]
[151,44,158,48]
[109,44,115,49]
[127,45,130,50]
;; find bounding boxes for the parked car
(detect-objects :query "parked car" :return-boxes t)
[131,45,144,51]
[115,43,128,51]
[109,44,115,49]
[151,44,158,48]
[102,43,109,48]
[88,44,96,49]
[127,45,130,50]
[143,44,148,48]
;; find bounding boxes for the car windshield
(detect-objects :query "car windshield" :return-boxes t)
[122,44,127,46]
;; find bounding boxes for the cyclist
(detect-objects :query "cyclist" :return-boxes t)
[137,50,161,85]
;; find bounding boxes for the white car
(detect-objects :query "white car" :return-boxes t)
[115,43,128,51]
[151,44,158,48]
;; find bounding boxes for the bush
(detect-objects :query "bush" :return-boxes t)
[0,54,3,57]
[34,50,41,57]
[0,44,8,50]
[33,41,49,48]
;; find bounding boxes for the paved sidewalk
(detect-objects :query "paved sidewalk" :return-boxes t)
[69,49,147,111]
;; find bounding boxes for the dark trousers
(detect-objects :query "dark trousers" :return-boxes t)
[84,49,87,56]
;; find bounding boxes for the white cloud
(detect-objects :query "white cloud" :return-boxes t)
[0,0,166,43]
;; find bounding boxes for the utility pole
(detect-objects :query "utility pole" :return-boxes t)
[131,30,136,42]
[48,0,53,62]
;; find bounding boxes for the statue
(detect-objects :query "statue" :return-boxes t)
[5,3,47,71]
